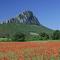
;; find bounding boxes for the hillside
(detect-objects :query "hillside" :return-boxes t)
[0,11,53,41]
[0,23,53,35]
[0,23,53,41]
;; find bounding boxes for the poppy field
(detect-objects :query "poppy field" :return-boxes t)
[0,42,60,60]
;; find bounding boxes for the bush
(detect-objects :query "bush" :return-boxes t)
[39,32,49,40]
[12,32,25,42]
[0,33,10,38]
[52,30,60,40]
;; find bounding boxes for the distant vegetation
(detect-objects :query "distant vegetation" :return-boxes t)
[39,32,49,40]
[0,23,53,42]
[52,30,60,40]
[0,29,59,42]
[12,32,25,42]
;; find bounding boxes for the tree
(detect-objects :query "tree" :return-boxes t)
[39,32,49,40]
[13,32,25,42]
[52,30,60,40]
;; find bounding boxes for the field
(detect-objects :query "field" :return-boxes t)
[0,41,60,60]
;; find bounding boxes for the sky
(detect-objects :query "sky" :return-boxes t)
[0,0,60,30]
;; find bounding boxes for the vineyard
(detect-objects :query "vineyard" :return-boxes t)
[0,42,60,60]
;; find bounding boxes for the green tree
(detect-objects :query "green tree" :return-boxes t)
[39,32,49,40]
[52,30,60,40]
[13,32,25,42]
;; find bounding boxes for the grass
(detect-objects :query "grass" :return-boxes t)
[29,40,60,42]
[0,51,18,60]
[0,23,53,35]
[0,38,12,42]
[0,37,60,42]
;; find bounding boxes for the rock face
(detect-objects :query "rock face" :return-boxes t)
[8,11,40,25]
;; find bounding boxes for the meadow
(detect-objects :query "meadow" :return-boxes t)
[0,41,60,60]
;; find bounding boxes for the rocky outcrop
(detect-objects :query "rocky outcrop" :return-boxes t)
[8,11,40,25]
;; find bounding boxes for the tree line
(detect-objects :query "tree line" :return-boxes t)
[13,30,60,41]
[0,30,60,42]
[39,30,60,40]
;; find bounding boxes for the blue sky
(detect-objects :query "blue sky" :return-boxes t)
[0,0,60,30]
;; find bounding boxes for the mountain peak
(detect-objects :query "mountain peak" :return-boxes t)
[8,11,40,25]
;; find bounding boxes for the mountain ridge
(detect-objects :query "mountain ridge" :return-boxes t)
[7,11,40,25]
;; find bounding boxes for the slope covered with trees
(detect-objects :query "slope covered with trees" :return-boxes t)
[0,11,55,41]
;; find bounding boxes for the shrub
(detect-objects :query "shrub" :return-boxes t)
[39,32,49,40]
[12,32,25,42]
[52,30,60,40]
[0,33,10,38]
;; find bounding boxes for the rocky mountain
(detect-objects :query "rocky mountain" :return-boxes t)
[7,11,40,25]
[0,10,53,41]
